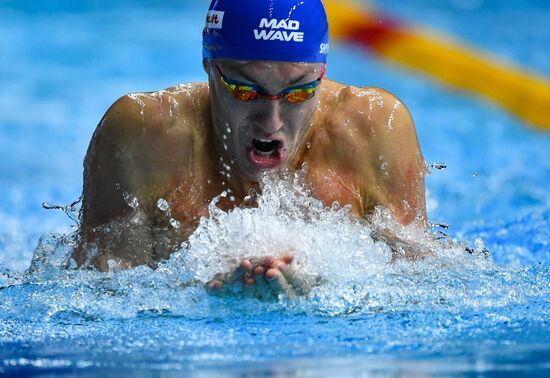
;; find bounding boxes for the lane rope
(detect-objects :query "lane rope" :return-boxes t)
[324,0,550,130]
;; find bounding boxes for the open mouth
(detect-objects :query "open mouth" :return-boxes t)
[247,138,285,169]
[253,139,280,156]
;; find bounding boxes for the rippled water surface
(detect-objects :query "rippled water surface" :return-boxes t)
[1,0,549,376]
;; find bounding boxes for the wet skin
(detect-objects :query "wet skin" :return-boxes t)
[76,60,426,298]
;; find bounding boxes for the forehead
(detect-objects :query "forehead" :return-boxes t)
[215,59,323,83]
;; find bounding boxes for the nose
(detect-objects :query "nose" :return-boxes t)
[252,100,284,135]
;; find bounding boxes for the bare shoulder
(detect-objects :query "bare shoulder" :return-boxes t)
[93,82,209,144]
[82,82,210,226]
[319,80,416,139]
[316,80,426,224]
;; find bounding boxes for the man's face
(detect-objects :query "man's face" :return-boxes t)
[207,59,324,181]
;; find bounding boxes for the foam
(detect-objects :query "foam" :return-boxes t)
[2,168,547,321]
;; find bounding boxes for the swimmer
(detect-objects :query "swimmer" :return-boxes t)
[75,0,427,298]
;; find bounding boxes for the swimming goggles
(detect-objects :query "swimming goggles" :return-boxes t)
[216,64,326,103]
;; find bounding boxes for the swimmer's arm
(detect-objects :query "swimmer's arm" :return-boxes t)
[75,95,160,271]
[363,90,430,259]
[368,89,427,226]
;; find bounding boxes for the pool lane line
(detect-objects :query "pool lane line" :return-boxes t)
[324,0,550,131]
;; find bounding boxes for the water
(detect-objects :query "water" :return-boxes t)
[1,0,549,376]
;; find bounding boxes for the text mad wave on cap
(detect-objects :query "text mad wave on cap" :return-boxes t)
[203,0,330,63]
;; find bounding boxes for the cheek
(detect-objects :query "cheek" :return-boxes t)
[212,95,249,134]
[286,103,317,131]
[224,110,254,149]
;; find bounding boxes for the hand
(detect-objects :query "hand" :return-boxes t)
[205,254,317,300]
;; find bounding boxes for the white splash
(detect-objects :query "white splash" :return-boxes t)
[11,168,540,320]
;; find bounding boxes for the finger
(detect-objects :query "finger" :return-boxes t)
[253,266,270,298]
[226,259,252,284]
[254,266,266,276]
[242,277,257,298]
[273,260,288,271]
[262,256,276,269]
[280,265,319,295]
[281,254,294,265]
[205,279,225,295]
[266,268,296,299]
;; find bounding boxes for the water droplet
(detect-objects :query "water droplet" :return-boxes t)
[229,196,236,202]
[123,192,139,209]
[157,198,170,212]
[331,201,340,211]
[431,163,447,170]
[306,142,312,149]
[170,218,182,229]
[221,191,228,198]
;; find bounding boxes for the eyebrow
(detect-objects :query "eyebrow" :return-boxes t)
[229,67,310,88]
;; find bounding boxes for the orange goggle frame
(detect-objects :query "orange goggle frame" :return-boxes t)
[216,64,326,103]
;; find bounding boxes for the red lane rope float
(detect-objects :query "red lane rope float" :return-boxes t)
[325,0,550,130]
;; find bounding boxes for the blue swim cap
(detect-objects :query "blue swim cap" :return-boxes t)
[203,0,329,63]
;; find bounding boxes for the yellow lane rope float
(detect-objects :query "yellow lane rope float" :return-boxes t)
[324,0,550,130]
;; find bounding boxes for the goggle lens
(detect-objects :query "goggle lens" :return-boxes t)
[286,89,314,103]
[234,89,259,101]
[217,64,324,104]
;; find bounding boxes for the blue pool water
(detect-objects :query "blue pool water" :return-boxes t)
[1,0,549,376]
